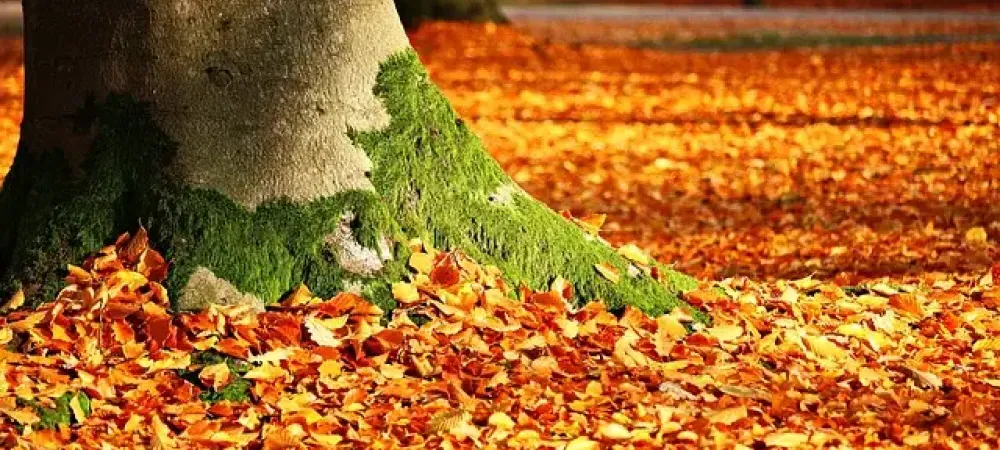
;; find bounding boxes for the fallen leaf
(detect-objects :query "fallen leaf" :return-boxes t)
[1,289,24,312]
[151,414,177,449]
[392,282,421,305]
[708,406,748,425]
[617,244,650,265]
[566,437,600,450]
[707,324,744,343]
[595,262,621,284]
[764,432,810,448]
[304,316,341,347]
[200,363,232,390]
[965,227,988,245]
[597,422,632,440]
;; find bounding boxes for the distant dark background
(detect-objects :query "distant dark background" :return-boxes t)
[504,0,998,9]
[396,0,1000,29]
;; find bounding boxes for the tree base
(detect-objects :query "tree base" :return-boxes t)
[0,50,701,320]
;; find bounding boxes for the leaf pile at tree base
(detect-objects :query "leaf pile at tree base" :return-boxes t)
[0,231,998,448]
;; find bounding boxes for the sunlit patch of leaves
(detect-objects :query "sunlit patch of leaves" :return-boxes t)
[411,24,999,284]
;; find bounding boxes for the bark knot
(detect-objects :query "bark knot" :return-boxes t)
[323,212,393,277]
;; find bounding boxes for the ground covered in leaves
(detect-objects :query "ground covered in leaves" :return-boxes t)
[409,24,999,283]
[0,20,999,450]
[1,231,998,449]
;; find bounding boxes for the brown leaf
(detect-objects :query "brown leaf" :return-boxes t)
[119,226,149,264]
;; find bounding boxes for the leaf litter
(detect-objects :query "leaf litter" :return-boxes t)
[0,228,997,448]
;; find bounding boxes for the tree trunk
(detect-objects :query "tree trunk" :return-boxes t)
[0,0,699,319]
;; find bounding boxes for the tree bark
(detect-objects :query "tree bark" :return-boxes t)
[0,0,700,320]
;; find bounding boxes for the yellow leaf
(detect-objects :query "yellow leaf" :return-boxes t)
[805,335,848,361]
[248,347,295,364]
[151,414,177,449]
[123,414,144,432]
[199,363,232,390]
[66,265,93,284]
[573,214,606,236]
[708,406,747,425]
[276,393,315,414]
[707,324,744,343]
[566,437,600,450]
[764,432,809,448]
[1,289,24,312]
[677,431,699,441]
[965,227,988,245]
[903,433,930,446]
[68,395,86,424]
[409,252,435,274]
[613,329,650,368]
[597,422,632,440]
[430,408,469,434]
[2,408,39,426]
[487,411,515,430]
[449,418,482,441]
[379,363,407,380]
[311,434,343,446]
[973,338,1000,352]
[282,284,315,307]
[138,352,192,372]
[718,384,768,400]
[304,316,341,348]
[392,282,421,304]
[318,360,342,379]
[656,315,688,342]
[857,367,883,387]
[595,262,621,284]
[243,362,286,382]
[835,323,892,352]
[617,244,650,265]
[557,317,580,339]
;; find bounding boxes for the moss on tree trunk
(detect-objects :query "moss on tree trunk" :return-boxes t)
[0,50,702,320]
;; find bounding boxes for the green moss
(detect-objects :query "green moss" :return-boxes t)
[0,95,407,311]
[178,351,254,404]
[354,51,702,319]
[18,392,91,430]
[0,50,702,321]
[200,377,252,404]
[152,187,407,311]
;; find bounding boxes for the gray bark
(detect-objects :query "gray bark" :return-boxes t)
[21,0,408,209]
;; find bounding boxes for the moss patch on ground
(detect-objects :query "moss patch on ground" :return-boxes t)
[17,392,91,430]
[178,351,254,404]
